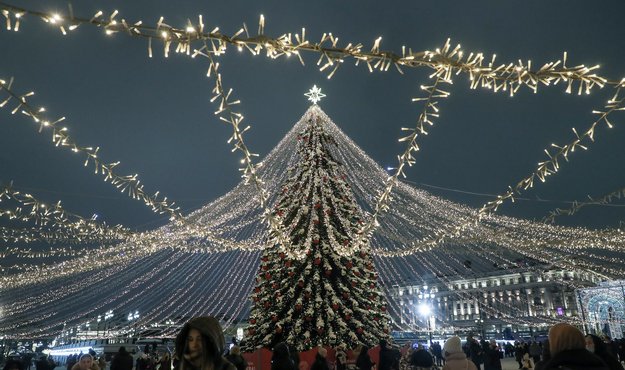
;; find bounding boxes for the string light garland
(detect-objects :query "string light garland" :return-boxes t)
[0,78,182,221]
[0,2,621,94]
[0,182,130,243]
[480,87,625,215]
[543,183,625,224]
[354,75,451,252]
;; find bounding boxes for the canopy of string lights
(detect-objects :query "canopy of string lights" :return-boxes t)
[1,1,624,339]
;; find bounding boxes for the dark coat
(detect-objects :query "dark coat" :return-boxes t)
[539,349,609,370]
[271,343,296,370]
[224,354,246,370]
[484,347,502,370]
[310,354,330,370]
[110,351,133,370]
[410,349,433,367]
[356,350,374,370]
[378,347,400,370]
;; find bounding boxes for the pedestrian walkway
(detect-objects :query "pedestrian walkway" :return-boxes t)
[501,357,520,370]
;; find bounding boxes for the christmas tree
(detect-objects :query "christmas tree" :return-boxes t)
[245,91,390,351]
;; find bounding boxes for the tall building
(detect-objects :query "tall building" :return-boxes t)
[389,267,602,339]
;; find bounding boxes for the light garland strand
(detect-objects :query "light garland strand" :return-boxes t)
[481,87,625,215]
[543,184,625,224]
[354,73,450,251]
[0,3,620,95]
[0,182,130,243]
[0,78,182,221]
[189,40,292,255]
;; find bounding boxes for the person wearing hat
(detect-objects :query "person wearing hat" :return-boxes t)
[175,317,236,370]
[442,336,478,370]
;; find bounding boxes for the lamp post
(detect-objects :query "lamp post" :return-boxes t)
[128,310,140,339]
[104,310,114,338]
[418,303,433,345]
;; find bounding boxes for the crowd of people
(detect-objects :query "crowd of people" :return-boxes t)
[4,319,625,370]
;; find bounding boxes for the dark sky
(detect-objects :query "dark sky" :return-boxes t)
[1,0,625,235]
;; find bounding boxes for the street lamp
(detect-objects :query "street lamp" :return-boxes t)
[104,310,114,338]
[418,303,433,345]
[128,310,140,338]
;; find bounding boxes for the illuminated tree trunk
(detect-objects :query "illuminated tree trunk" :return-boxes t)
[245,106,390,351]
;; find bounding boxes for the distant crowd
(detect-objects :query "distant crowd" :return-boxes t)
[3,320,625,370]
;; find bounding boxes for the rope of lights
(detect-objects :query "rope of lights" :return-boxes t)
[0,2,620,95]
[543,184,625,224]
[0,78,182,220]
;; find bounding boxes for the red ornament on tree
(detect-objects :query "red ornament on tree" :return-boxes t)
[332,303,339,310]
[314,202,321,209]
[357,327,364,334]
[381,306,387,312]
[271,315,277,322]
[279,252,286,259]
[250,318,256,324]
[264,301,270,308]
[305,316,312,322]
[342,292,349,299]
[248,328,255,335]
[345,261,353,269]
[345,314,351,320]
[295,304,302,311]
[265,272,271,280]
[298,280,304,287]
[325,269,332,276]
[285,260,292,267]
[313,239,320,244]
[314,257,321,265]
[317,327,325,334]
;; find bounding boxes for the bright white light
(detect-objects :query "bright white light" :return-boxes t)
[418,303,431,316]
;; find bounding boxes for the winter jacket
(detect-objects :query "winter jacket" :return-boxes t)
[271,343,296,370]
[538,348,609,370]
[483,347,502,370]
[442,352,478,370]
[110,351,133,370]
[224,354,246,370]
[310,354,330,370]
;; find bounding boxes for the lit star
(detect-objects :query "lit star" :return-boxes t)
[305,85,326,104]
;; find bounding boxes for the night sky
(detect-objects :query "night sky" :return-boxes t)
[1,0,625,237]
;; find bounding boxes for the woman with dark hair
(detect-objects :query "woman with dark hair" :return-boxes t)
[174,316,236,370]
[585,334,623,370]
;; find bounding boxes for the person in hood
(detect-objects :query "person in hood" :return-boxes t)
[175,317,235,370]
[584,334,623,370]
[537,323,608,370]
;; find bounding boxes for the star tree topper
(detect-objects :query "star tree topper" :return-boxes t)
[305,85,326,104]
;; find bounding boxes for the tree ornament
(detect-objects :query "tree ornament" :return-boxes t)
[332,303,339,310]
[314,257,321,265]
[357,327,363,334]
[250,318,256,324]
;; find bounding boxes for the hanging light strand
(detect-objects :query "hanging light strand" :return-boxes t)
[0,3,620,94]
[0,78,182,221]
